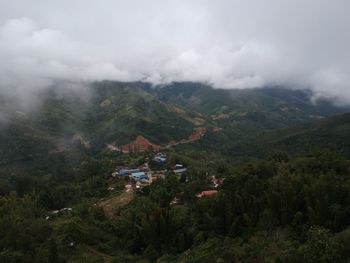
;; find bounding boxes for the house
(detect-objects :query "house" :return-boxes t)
[175,164,184,169]
[153,153,167,163]
[170,197,180,205]
[174,168,187,174]
[130,171,148,181]
[211,176,225,188]
[141,162,149,170]
[154,156,167,163]
[173,164,186,174]
[61,207,73,212]
[116,167,141,175]
[196,190,218,198]
[115,167,129,175]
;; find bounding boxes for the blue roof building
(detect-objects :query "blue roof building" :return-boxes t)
[153,152,167,163]
[154,156,167,163]
[117,168,140,175]
[130,172,148,180]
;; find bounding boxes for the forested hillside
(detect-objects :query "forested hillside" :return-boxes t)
[0,82,200,166]
[1,81,349,166]
[180,112,350,161]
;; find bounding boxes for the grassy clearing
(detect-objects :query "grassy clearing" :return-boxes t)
[66,245,113,263]
[98,190,134,219]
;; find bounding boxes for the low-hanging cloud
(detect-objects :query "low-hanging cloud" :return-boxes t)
[0,0,350,104]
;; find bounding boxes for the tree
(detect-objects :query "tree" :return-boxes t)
[48,238,59,263]
[300,226,341,263]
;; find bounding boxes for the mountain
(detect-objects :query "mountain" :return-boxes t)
[1,81,349,166]
[181,112,350,162]
[150,82,344,114]
[0,82,201,165]
[148,82,350,156]
[150,82,349,126]
[85,81,202,145]
[2,81,350,262]
[246,112,350,157]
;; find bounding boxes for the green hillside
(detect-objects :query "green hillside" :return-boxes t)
[247,112,350,157]
[179,112,350,163]
[151,82,347,118]
[85,82,199,145]
[0,82,200,166]
[1,81,350,166]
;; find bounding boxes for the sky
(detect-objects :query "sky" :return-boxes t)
[0,0,350,104]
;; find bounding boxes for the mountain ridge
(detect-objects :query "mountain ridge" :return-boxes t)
[1,81,349,165]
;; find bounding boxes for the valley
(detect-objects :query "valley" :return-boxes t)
[1,82,350,262]
[1,1,350,261]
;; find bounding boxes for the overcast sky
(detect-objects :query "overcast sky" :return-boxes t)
[0,0,350,104]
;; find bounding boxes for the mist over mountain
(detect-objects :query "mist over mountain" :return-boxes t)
[1,0,350,105]
[1,81,349,167]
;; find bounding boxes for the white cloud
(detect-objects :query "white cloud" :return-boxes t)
[0,0,350,104]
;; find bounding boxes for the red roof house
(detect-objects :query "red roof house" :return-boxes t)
[196,190,218,198]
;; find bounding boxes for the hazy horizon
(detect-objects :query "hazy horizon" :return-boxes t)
[0,0,350,104]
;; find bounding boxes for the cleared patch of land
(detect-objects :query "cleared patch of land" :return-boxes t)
[98,190,134,219]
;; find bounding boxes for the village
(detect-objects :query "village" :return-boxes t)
[42,132,227,257]
[45,127,224,224]
[109,149,225,205]
[66,123,224,200]
[110,152,188,190]
[47,132,225,222]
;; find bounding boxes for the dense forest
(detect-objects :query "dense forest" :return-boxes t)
[1,149,350,262]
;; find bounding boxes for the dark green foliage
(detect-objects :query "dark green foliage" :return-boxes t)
[1,151,350,262]
[48,238,59,263]
[300,226,341,263]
